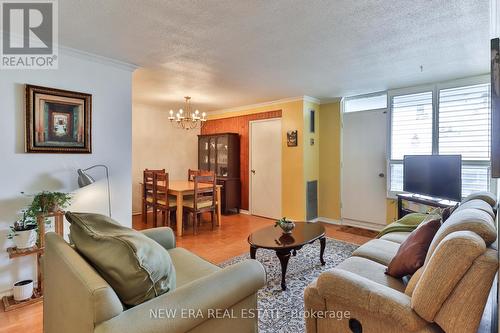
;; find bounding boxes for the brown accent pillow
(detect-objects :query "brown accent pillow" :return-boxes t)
[386,218,442,278]
[441,203,459,222]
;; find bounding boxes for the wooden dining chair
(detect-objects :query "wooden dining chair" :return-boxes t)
[183,173,216,235]
[188,169,199,181]
[152,172,177,228]
[142,169,165,224]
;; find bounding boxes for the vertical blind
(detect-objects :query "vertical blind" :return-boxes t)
[438,84,490,160]
[391,92,433,160]
[390,83,491,197]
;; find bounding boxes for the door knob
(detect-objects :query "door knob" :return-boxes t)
[251,170,256,174]
[378,173,385,178]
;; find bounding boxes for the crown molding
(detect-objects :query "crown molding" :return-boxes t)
[208,95,331,115]
[59,46,138,72]
[303,95,321,104]
[208,96,304,115]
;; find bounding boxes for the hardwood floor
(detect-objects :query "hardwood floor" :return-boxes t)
[0,213,389,333]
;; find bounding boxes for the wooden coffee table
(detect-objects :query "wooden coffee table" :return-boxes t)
[248,222,326,290]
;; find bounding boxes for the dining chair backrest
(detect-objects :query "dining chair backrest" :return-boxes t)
[143,169,165,197]
[193,173,216,210]
[154,172,170,208]
[188,169,199,181]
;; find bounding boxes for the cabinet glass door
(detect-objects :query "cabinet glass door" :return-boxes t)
[199,137,210,171]
[217,136,229,177]
[209,137,217,173]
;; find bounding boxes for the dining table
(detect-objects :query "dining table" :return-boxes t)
[143,180,222,236]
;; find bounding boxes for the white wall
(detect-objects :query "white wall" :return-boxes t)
[0,49,134,295]
[132,103,199,213]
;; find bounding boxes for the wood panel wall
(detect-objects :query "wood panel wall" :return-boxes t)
[201,110,282,210]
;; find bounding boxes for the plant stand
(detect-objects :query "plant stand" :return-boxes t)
[2,211,64,311]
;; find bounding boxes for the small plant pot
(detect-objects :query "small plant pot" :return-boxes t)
[13,279,33,301]
[279,222,295,234]
[13,229,37,249]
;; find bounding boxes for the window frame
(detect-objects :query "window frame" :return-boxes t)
[343,91,388,113]
[386,75,494,199]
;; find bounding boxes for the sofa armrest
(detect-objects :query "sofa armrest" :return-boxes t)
[95,259,266,333]
[316,269,428,331]
[140,227,176,250]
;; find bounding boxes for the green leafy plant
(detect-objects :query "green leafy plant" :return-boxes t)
[25,191,72,217]
[274,217,293,227]
[7,210,37,239]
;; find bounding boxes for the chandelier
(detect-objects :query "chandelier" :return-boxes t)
[168,96,207,130]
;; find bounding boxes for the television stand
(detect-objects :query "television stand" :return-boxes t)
[397,193,458,219]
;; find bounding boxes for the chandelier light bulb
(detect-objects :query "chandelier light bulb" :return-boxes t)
[169,97,205,130]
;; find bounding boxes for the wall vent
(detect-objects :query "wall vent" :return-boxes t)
[306,180,318,221]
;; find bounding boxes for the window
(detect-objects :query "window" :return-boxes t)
[343,93,387,113]
[391,91,433,159]
[389,82,492,198]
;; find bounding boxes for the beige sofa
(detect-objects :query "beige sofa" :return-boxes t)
[304,198,498,333]
[44,227,266,333]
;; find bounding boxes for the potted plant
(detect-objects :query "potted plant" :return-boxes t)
[8,210,37,249]
[27,191,72,215]
[275,217,295,234]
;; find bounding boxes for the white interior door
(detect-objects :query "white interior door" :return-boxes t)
[342,109,387,229]
[250,118,282,219]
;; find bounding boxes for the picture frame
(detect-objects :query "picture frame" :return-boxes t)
[25,84,92,153]
[287,130,298,147]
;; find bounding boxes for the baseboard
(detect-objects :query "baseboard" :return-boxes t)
[315,217,342,225]
[239,209,250,215]
[342,219,385,231]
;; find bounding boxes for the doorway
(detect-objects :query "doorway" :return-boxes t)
[249,118,282,219]
[341,108,387,229]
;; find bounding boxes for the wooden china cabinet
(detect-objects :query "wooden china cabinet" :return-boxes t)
[198,133,240,214]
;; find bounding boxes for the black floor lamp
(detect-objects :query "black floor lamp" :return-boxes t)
[77,164,112,217]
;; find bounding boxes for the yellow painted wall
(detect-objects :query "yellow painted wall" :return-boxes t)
[318,101,342,220]
[208,100,306,220]
[386,199,398,224]
[209,98,397,224]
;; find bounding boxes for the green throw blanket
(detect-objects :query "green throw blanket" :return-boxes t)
[377,213,434,238]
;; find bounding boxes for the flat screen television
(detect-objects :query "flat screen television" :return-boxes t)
[403,155,462,201]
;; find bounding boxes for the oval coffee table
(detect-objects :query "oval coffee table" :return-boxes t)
[248,222,326,290]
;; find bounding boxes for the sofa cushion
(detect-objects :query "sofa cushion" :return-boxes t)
[411,231,486,322]
[425,208,496,263]
[352,239,400,266]
[454,199,495,219]
[461,191,497,207]
[67,212,176,306]
[379,231,411,244]
[336,256,406,292]
[168,247,219,287]
[386,218,441,278]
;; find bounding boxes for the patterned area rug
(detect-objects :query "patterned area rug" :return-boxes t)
[220,238,358,333]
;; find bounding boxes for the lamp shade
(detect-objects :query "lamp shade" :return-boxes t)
[77,169,95,188]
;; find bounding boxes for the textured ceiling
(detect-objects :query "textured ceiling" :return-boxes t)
[59,0,489,111]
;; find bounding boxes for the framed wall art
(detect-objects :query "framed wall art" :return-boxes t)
[287,130,298,147]
[25,84,92,153]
